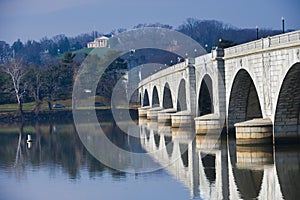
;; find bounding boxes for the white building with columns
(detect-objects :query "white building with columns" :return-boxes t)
[87,36,109,48]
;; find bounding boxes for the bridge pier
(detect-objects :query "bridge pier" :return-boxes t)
[172,126,195,139]
[195,134,221,150]
[157,123,172,135]
[171,111,193,128]
[235,145,274,170]
[234,118,273,145]
[138,106,150,118]
[138,116,148,126]
[146,120,158,131]
[147,107,163,120]
[194,114,223,135]
[157,108,177,125]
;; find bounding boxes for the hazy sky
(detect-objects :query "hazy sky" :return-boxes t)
[0,0,299,44]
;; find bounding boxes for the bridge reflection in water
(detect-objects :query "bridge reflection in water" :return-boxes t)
[138,118,300,200]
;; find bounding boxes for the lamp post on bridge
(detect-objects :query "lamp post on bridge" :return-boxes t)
[256,26,259,39]
[218,38,222,48]
[194,48,197,57]
[281,16,285,34]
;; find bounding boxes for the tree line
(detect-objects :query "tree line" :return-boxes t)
[0,53,77,114]
[0,33,95,65]
[0,18,289,116]
[1,19,287,65]
[0,49,129,116]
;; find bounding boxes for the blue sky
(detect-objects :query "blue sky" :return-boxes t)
[0,0,299,44]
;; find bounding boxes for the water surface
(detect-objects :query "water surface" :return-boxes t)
[0,117,299,200]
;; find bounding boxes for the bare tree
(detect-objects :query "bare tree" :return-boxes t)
[26,65,43,115]
[43,64,59,110]
[25,66,43,115]
[1,59,27,115]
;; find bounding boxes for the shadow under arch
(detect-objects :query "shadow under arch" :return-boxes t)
[198,74,213,116]
[177,79,187,111]
[152,86,160,107]
[145,128,150,141]
[274,63,300,143]
[179,143,188,167]
[163,83,173,109]
[228,137,264,200]
[164,135,173,157]
[154,132,160,148]
[139,93,142,107]
[143,90,150,106]
[275,145,300,200]
[233,168,264,199]
[200,152,216,184]
[228,69,262,131]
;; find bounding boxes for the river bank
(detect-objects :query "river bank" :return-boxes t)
[0,108,138,124]
[0,110,74,124]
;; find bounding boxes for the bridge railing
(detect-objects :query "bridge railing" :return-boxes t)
[138,60,188,87]
[224,30,300,57]
[194,53,213,65]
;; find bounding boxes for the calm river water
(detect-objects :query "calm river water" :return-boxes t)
[0,112,299,200]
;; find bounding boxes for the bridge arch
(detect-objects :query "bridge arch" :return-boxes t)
[198,74,213,116]
[138,93,142,107]
[228,69,262,129]
[163,83,173,109]
[152,86,160,107]
[177,79,187,111]
[143,89,150,106]
[274,62,300,143]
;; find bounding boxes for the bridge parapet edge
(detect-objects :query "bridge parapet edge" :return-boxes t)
[224,30,300,58]
[138,60,188,87]
[194,53,212,66]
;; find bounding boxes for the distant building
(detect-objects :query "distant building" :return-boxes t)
[87,36,109,48]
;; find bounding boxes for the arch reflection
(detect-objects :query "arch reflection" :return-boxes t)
[139,122,292,200]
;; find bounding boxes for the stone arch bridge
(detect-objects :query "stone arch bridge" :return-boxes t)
[138,30,300,144]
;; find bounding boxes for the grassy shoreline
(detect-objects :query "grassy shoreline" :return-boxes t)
[0,109,74,124]
[0,104,139,124]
